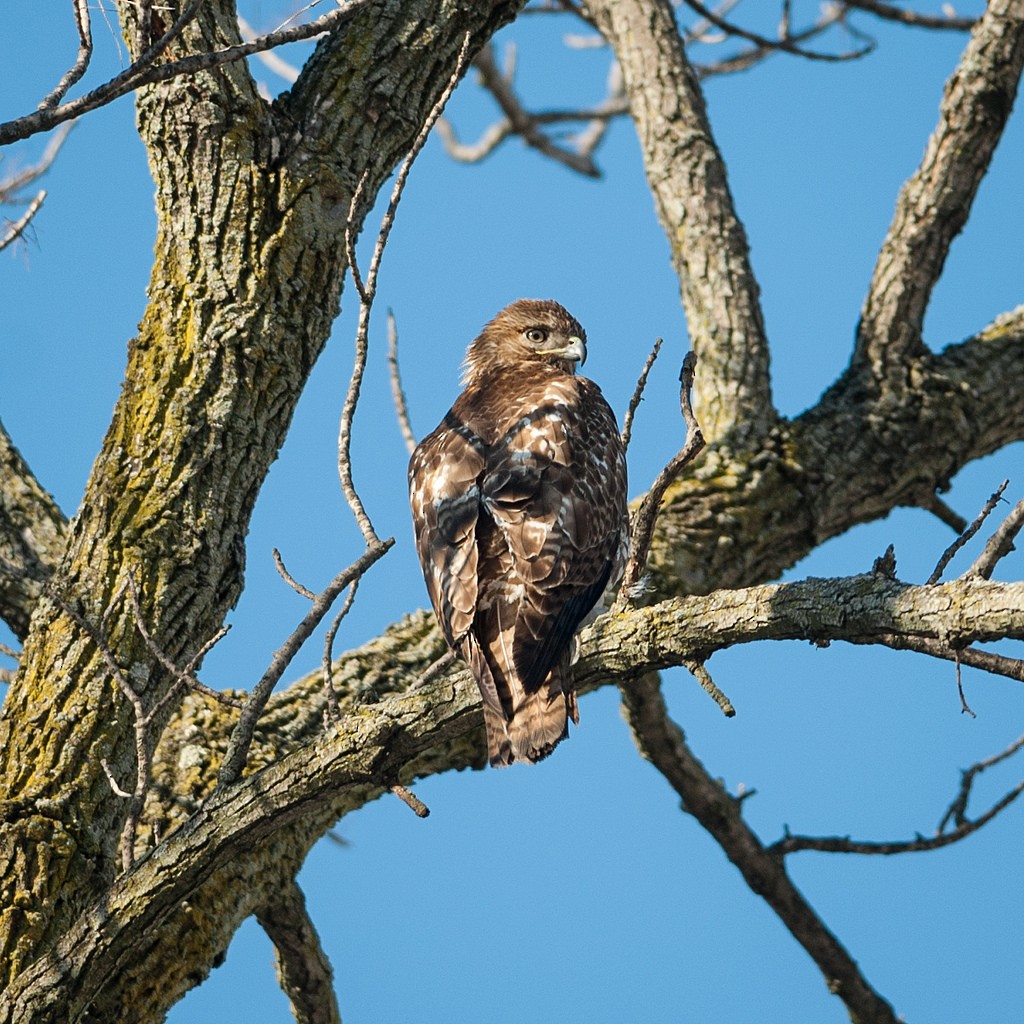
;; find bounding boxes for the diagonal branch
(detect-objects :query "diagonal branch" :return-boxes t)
[619,673,900,1024]
[255,879,342,1024]
[853,0,1024,383]
[0,0,378,146]
[588,0,776,443]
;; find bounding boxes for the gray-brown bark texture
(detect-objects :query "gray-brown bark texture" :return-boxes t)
[1,1,1023,1022]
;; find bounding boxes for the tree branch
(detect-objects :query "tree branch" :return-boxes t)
[255,879,342,1024]
[853,0,1024,383]
[619,673,900,1024]
[588,0,776,443]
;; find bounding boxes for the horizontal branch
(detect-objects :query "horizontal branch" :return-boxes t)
[8,567,1024,1016]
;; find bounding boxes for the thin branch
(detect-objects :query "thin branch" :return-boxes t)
[126,574,239,712]
[954,648,977,718]
[321,579,360,722]
[679,0,876,62]
[38,0,93,111]
[273,548,317,600]
[938,730,1024,831]
[620,337,662,452]
[217,539,394,788]
[0,0,378,146]
[0,121,74,205]
[771,783,1024,856]
[861,631,1024,684]
[338,32,472,545]
[255,879,342,1024]
[967,494,1024,580]
[842,0,975,31]
[774,730,1024,857]
[926,480,1007,584]
[619,352,705,597]
[387,310,417,456]
[237,16,301,85]
[620,673,900,1024]
[0,192,46,254]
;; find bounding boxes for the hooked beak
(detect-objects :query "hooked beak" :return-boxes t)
[544,335,587,365]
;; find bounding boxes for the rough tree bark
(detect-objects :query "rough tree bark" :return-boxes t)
[0,1,1022,1022]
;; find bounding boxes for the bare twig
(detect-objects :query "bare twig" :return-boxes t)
[954,648,976,718]
[927,480,1007,584]
[938,731,1024,831]
[339,32,472,546]
[273,548,316,600]
[771,783,1024,856]
[966,494,1024,580]
[620,337,663,451]
[438,40,620,174]
[217,539,394,788]
[237,16,301,84]
[0,641,18,684]
[0,191,47,254]
[773,731,1024,857]
[387,310,417,456]
[861,631,1024,684]
[124,575,239,711]
[619,352,705,597]
[391,784,431,818]
[411,650,457,689]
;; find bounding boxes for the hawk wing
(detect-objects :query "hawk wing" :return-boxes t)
[408,410,486,651]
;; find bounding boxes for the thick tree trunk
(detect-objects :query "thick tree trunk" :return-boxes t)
[0,1,523,1017]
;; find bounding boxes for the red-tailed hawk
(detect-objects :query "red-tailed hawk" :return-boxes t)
[409,299,629,766]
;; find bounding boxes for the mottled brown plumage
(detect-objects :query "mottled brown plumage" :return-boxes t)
[409,300,629,766]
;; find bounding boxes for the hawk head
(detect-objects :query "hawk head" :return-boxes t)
[462,299,588,384]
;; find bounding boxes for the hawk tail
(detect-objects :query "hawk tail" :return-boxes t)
[482,662,579,768]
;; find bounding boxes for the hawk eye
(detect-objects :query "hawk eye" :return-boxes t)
[525,328,547,344]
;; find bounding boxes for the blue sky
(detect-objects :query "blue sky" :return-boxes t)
[2,4,1023,1022]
